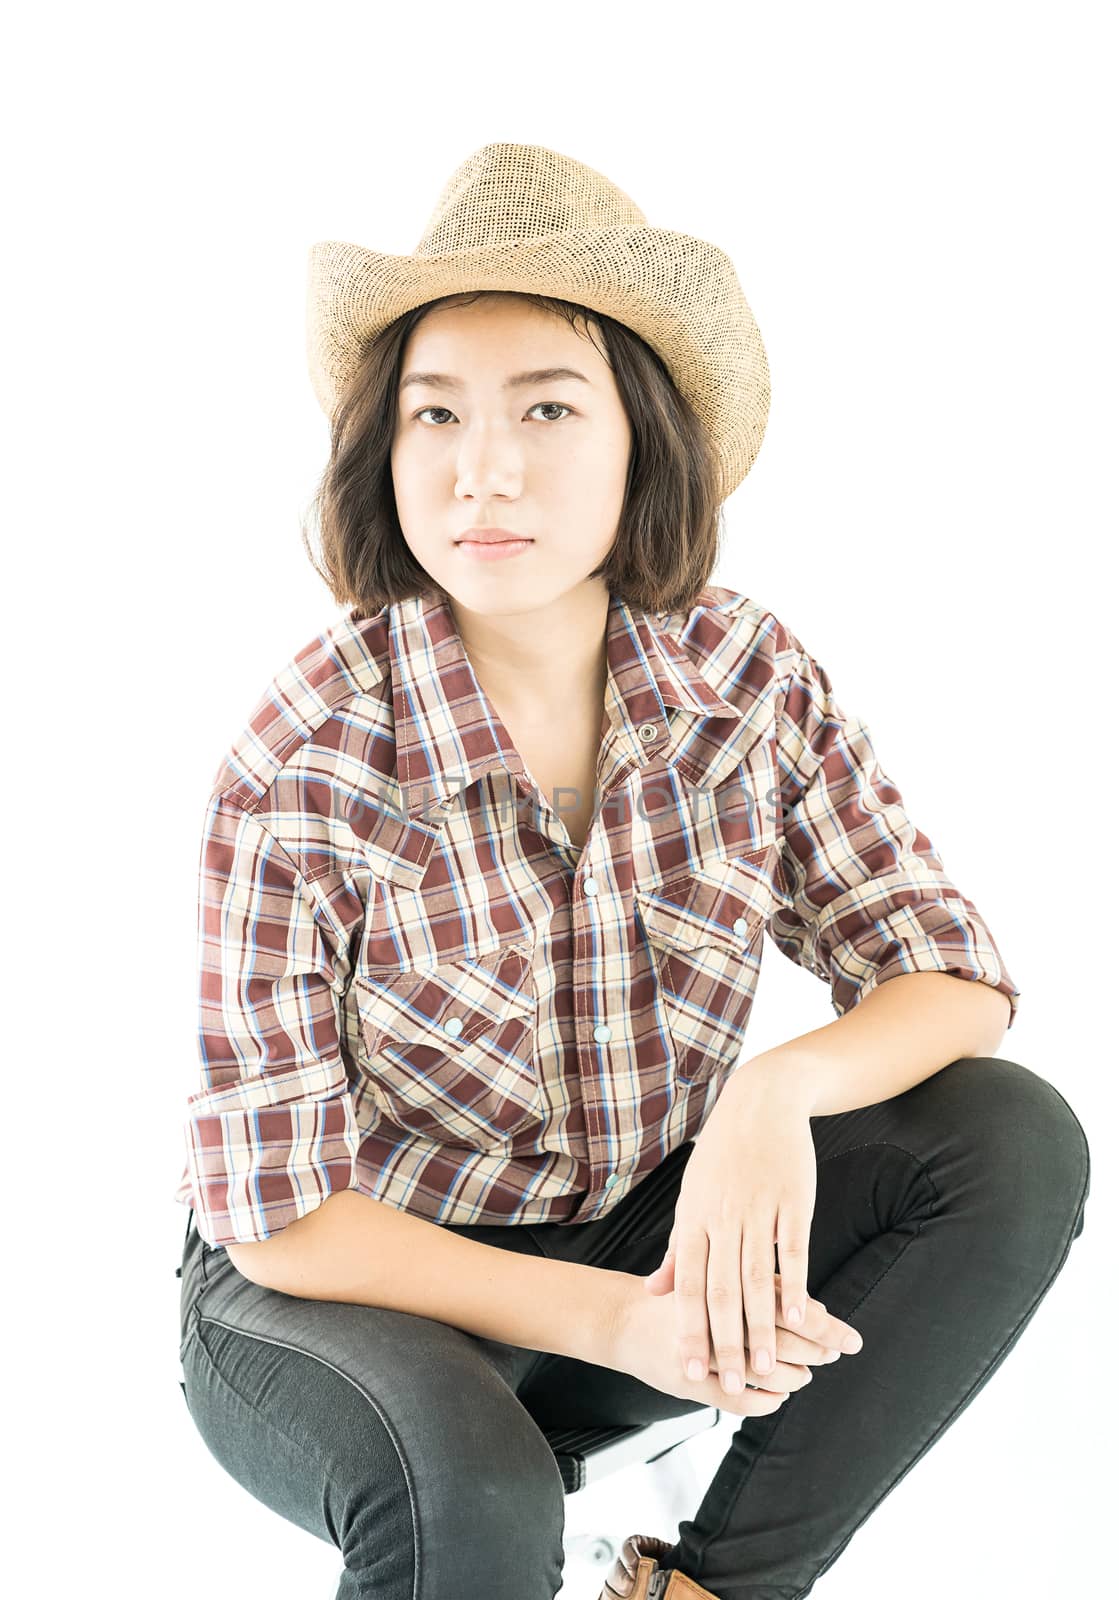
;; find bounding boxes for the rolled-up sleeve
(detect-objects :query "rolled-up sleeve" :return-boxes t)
[765,630,1021,1028]
[180,794,362,1247]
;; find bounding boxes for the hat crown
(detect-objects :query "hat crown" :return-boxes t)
[307,141,771,500]
[415,142,647,258]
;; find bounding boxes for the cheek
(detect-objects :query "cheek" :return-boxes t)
[391,456,445,536]
[564,498,623,566]
[585,444,630,515]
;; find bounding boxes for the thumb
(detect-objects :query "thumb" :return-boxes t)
[644,1236,677,1292]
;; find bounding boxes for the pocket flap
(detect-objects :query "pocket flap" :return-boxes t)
[636,846,777,957]
[354,943,535,1055]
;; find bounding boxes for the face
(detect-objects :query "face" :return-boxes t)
[389,294,633,622]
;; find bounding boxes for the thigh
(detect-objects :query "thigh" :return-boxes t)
[805,1054,1090,1284]
[179,1217,567,1600]
[568,1056,1090,1298]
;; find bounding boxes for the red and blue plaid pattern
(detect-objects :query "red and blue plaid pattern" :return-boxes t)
[175,585,1019,1247]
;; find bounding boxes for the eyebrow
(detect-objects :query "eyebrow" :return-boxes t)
[399,366,592,393]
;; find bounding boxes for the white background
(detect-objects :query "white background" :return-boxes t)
[6,2,1114,1595]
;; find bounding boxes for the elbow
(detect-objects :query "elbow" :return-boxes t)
[225,1236,287,1288]
[964,986,1014,1060]
[221,1191,354,1290]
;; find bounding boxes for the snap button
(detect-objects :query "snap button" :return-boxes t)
[583,875,598,895]
[637,722,659,742]
[593,1023,612,1043]
[604,1172,619,1188]
[733,917,749,936]
[443,1016,464,1037]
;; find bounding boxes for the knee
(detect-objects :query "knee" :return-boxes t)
[445,1437,567,1595]
[338,1396,566,1600]
[939,1056,1090,1241]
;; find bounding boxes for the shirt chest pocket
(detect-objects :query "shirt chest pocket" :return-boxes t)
[635,846,778,1085]
[352,942,541,1150]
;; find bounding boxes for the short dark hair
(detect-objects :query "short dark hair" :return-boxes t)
[300,290,725,620]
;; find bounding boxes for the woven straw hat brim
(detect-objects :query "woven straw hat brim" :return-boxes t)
[307,226,770,503]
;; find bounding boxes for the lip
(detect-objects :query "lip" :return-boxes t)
[455,537,534,563]
[455,527,533,545]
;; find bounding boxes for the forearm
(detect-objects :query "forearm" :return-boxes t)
[729,971,1013,1118]
[225,1187,630,1366]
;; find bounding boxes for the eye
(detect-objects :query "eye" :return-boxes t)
[412,402,573,426]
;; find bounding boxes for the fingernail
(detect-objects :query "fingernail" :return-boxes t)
[687,1358,705,1381]
[753,1348,772,1374]
[825,1349,842,1363]
[842,1332,863,1354]
[787,1304,802,1325]
[723,1371,744,1393]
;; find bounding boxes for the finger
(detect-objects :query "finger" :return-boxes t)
[705,1222,747,1395]
[822,1318,864,1354]
[644,1231,676,1295]
[644,1258,674,1296]
[774,1280,864,1354]
[775,1330,843,1365]
[742,1359,814,1395]
[740,1215,778,1380]
[702,1369,793,1417]
[799,1299,864,1354]
[673,1226,713,1383]
[776,1206,812,1330]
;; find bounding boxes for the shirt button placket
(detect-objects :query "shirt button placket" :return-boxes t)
[581,870,617,1199]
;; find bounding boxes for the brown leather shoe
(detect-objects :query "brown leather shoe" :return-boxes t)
[597,1532,724,1599]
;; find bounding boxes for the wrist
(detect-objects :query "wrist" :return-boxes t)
[591,1266,642,1367]
[725,1048,821,1117]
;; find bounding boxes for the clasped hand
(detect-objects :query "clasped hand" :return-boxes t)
[643,1067,864,1396]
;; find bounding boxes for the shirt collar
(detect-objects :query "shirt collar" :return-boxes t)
[388,587,741,821]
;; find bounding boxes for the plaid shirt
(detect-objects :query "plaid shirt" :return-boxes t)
[174,585,1020,1248]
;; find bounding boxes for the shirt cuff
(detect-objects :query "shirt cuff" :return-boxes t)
[180,1090,361,1248]
[826,905,1021,1030]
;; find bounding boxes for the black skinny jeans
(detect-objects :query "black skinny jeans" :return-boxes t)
[177,1056,1090,1599]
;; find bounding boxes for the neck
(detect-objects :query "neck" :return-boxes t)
[450,584,611,718]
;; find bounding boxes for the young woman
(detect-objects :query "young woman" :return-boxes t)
[174,143,1090,1600]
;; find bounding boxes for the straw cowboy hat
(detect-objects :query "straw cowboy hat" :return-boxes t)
[305,141,770,504]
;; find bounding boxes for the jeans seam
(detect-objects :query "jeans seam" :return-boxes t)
[193,1315,421,1600]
